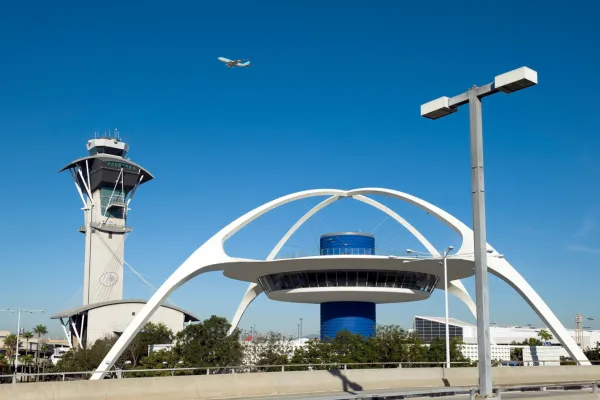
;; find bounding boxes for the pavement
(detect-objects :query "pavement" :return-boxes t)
[232,387,594,399]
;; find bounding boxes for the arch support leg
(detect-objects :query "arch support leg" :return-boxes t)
[90,256,224,380]
[228,283,263,336]
[489,257,590,365]
[447,280,477,319]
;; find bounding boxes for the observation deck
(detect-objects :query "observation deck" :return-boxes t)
[221,250,475,304]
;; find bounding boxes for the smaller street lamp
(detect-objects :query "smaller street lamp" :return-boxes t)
[406,246,454,369]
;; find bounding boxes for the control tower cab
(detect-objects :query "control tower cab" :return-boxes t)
[60,132,153,305]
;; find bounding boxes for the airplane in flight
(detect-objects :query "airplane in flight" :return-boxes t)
[218,57,251,68]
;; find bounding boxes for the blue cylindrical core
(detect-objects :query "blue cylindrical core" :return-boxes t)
[320,301,376,340]
[320,232,375,255]
[319,232,376,339]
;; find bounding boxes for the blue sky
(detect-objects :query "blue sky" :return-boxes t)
[1,1,599,338]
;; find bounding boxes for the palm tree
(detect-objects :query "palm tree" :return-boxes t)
[33,324,48,375]
[22,331,33,356]
[2,333,19,366]
[0,354,9,375]
[19,354,34,381]
[538,329,553,343]
[39,344,49,379]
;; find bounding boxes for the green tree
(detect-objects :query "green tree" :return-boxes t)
[426,337,471,367]
[0,354,9,375]
[328,330,377,367]
[538,329,553,343]
[290,338,334,369]
[373,325,410,365]
[124,322,174,367]
[32,324,48,375]
[126,349,185,377]
[22,331,33,357]
[19,354,35,379]
[510,341,523,363]
[2,333,19,362]
[523,337,543,346]
[245,332,294,371]
[584,342,600,365]
[402,332,428,367]
[173,316,243,371]
[53,335,127,373]
[39,344,50,377]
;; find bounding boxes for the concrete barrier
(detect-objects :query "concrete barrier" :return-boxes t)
[0,366,599,400]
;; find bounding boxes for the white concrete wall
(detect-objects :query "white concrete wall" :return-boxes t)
[86,304,185,345]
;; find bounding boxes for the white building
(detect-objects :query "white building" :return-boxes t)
[415,315,600,348]
[51,300,198,348]
[415,316,600,363]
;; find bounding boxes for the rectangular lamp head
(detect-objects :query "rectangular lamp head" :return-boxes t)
[420,96,457,120]
[495,67,538,94]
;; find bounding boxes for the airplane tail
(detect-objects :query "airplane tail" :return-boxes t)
[239,61,251,67]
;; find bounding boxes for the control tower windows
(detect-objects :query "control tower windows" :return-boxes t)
[89,146,127,157]
[100,187,126,219]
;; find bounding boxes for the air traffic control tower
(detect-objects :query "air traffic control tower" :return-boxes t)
[60,133,153,305]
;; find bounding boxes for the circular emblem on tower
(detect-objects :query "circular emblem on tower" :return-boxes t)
[99,272,119,287]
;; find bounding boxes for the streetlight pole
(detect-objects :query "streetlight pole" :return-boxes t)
[443,247,452,369]
[1,308,44,383]
[407,247,453,369]
[299,318,303,341]
[421,66,538,397]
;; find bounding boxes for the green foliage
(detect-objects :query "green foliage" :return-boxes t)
[124,322,174,367]
[0,353,10,374]
[523,337,543,346]
[372,325,409,364]
[1,334,18,360]
[173,315,243,369]
[33,324,48,374]
[537,329,553,342]
[328,330,377,366]
[289,326,467,369]
[40,319,480,375]
[124,349,189,377]
[52,335,124,373]
[584,342,600,365]
[245,332,294,370]
[426,337,471,367]
[290,338,332,368]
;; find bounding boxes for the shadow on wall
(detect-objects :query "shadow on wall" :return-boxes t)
[328,369,364,394]
[530,346,539,366]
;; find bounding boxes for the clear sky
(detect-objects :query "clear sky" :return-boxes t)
[1,1,599,338]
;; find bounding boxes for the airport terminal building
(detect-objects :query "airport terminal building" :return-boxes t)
[414,316,600,363]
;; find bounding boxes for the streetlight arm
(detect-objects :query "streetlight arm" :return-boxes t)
[422,67,537,120]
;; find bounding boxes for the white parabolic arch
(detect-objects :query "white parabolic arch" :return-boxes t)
[90,188,589,379]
